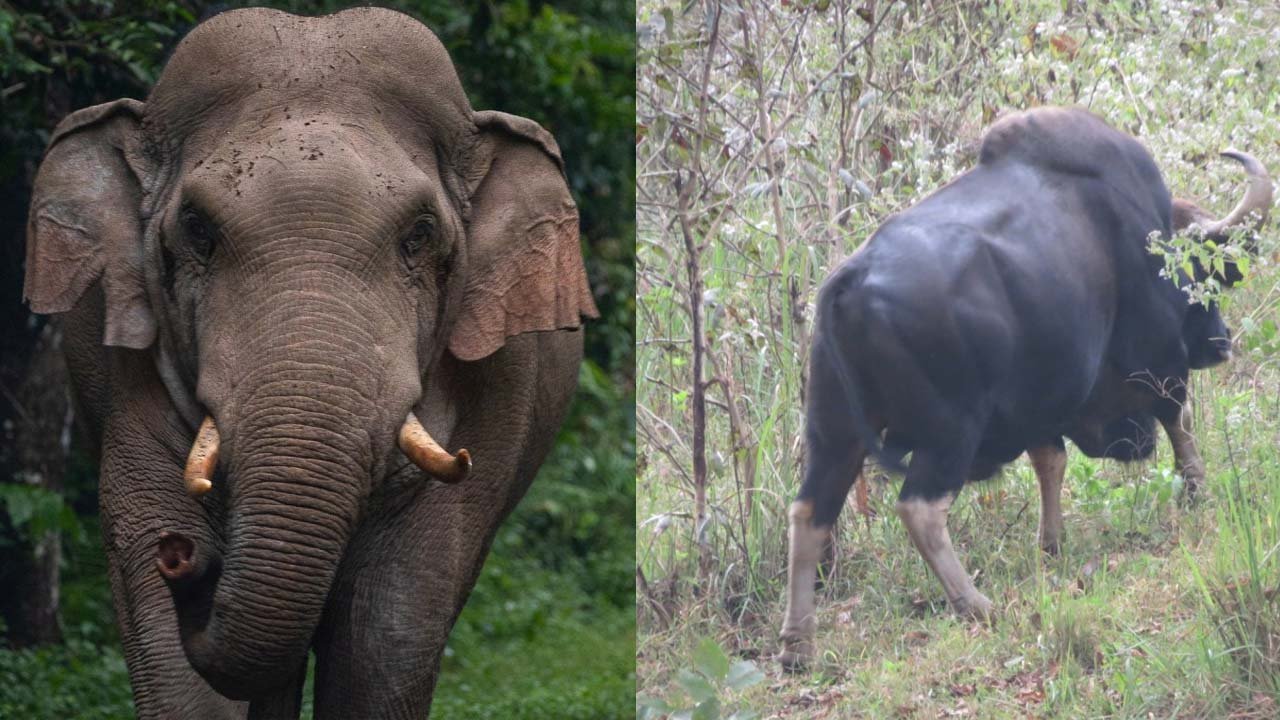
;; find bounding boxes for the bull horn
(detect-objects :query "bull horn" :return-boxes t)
[1204,149,1273,236]
[184,416,219,496]
[399,413,471,483]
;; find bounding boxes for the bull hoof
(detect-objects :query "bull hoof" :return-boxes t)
[951,592,995,623]
[776,637,815,672]
[1178,477,1203,507]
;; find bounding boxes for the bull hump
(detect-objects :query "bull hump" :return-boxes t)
[977,107,1126,178]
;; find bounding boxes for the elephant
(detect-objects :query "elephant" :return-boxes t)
[22,7,598,718]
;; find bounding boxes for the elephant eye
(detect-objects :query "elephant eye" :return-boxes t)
[401,214,437,261]
[181,207,216,259]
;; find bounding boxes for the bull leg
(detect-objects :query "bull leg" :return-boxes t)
[897,494,993,619]
[817,471,871,584]
[780,332,872,670]
[779,456,864,670]
[854,471,873,519]
[897,440,993,621]
[779,498,830,670]
[1028,441,1067,555]
[1159,403,1205,500]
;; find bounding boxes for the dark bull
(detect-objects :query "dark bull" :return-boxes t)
[778,107,1272,670]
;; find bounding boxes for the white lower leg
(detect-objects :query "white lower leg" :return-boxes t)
[1029,445,1067,554]
[1159,404,1205,497]
[779,500,827,667]
[896,495,993,619]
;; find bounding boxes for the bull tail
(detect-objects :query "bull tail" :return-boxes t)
[810,285,907,476]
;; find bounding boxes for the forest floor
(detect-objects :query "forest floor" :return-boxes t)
[639,401,1280,718]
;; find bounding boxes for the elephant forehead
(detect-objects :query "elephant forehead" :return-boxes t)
[146,8,473,145]
[182,141,437,248]
[188,115,432,194]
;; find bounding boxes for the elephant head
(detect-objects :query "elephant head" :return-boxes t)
[24,8,596,698]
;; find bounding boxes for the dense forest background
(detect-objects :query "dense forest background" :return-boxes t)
[0,1,634,717]
[637,1,1278,718]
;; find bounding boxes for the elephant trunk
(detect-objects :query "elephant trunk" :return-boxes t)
[188,392,368,697]
[172,296,393,699]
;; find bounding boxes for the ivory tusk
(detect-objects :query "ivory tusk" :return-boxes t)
[184,416,219,496]
[399,413,471,483]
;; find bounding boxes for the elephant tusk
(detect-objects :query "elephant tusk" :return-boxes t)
[184,416,219,496]
[399,413,471,483]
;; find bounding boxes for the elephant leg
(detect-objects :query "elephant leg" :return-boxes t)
[312,498,508,718]
[246,661,306,720]
[313,333,581,718]
[98,419,245,720]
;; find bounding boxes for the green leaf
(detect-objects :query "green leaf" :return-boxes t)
[1,485,35,526]
[692,696,722,720]
[677,668,717,703]
[693,637,731,681]
[725,660,765,690]
[637,694,672,719]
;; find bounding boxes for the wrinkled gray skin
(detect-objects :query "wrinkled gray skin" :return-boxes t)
[24,8,597,718]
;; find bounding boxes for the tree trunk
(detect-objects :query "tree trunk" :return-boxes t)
[1,322,70,646]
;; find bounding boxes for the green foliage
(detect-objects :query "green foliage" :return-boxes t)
[433,541,636,720]
[1184,457,1280,699]
[1150,226,1257,308]
[0,1,194,184]
[637,637,764,720]
[0,639,132,720]
[0,484,83,546]
[0,508,125,712]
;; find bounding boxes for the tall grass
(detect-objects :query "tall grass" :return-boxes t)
[637,1,1280,716]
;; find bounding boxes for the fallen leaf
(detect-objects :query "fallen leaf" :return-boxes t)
[949,682,976,697]
[1050,34,1080,59]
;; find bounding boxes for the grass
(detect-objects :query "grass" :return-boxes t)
[637,0,1280,717]
[431,464,637,720]
[431,552,636,720]
[639,384,1280,717]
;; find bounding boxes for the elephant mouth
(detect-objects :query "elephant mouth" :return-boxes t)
[156,530,223,637]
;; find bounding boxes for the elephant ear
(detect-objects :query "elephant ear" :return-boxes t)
[25,98,154,349]
[449,110,599,362]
